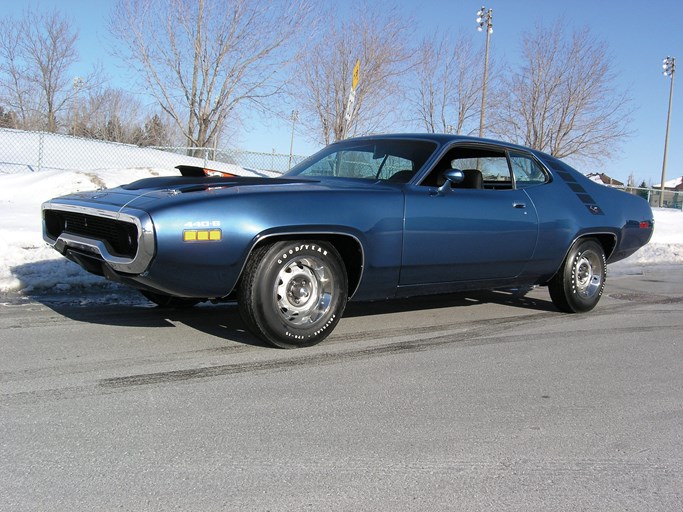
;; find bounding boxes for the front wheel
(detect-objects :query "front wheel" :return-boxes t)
[238,241,348,348]
[548,238,606,313]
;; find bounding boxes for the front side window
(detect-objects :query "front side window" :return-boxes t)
[286,139,437,182]
[420,145,551,190]
[454,155,511,184]
[420,146,512,189]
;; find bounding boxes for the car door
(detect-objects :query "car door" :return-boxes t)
[399,145,540,285]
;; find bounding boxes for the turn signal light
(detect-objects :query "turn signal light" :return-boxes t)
[183,229,222,242]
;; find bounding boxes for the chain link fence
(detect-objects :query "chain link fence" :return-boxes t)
[0,128,306,176]
[149,145,308,175]
[1,127,680,209]
[625,187,682,209]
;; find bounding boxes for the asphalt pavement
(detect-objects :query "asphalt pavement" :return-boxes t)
[1,265,682,511]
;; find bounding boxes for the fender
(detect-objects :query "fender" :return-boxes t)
[549,231,618,279]
[238,226,367,298]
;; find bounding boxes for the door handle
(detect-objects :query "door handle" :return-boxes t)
[513,202,526,209]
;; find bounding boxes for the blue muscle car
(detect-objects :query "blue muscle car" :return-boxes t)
[42,134,653,348]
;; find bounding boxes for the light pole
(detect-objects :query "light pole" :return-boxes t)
[72,76,84,135]
[659,56,675,207]
[476,6,493,138]
[288,110,299,170]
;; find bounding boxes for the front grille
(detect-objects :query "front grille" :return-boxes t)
[44,210,139,258]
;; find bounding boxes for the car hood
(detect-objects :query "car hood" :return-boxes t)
[44,175,394,212]
[121,175,317,191]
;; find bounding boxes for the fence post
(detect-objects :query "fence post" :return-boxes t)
[37,131,44,172]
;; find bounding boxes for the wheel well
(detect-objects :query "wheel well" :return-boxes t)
[582,233,617,260]
[250,234,364,297]
[544,232,617,287]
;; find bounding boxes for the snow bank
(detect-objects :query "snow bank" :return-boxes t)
[1,167,180,294]
[615,208,683,265]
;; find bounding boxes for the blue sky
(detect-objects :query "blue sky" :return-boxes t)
[5,0,682,185]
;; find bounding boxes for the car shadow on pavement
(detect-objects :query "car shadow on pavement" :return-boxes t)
[345,288,558,317]
[71,301,269,347]
[12,292,268,349]
[10,260,556,347]
[18,286,557,348]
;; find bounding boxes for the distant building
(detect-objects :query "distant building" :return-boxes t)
[585,173,624,187]
[654,176,683,190]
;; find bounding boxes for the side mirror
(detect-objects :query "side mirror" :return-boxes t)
[437,169,465,194]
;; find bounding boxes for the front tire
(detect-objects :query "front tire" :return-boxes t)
[238,241,348,348]
[548,238,606,313]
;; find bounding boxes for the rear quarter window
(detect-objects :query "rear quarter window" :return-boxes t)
[510,153,549,188]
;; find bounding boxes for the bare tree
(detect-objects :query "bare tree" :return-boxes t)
[491,23,632,163]
[0,106,17,128]
[292,1,415,145]
[0,19,34,129]
[66,86,173,145]
[70,87,144,142]
[110,0,312,152]
[411,35,481,135]
[137,114,172,146]
[24,10,77,132]
[0,8,97,132]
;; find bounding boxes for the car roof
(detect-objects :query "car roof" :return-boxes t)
[338,133,550,158]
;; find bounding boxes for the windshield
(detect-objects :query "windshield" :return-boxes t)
[285,139,438,183]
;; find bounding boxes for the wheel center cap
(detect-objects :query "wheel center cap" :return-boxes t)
[289,280,310,303]
[577,261,591,283]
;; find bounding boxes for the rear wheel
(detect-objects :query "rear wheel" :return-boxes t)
[548,238,606,313]
[238,241,348,348]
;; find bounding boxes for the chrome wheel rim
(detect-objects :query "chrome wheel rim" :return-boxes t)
[275,256,333,326]
[574,251,603,298]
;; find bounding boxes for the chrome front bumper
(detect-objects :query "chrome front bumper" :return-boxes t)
[42,200,156,275]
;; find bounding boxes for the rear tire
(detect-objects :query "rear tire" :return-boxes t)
[238,241,348,348]
[548,239,606,313]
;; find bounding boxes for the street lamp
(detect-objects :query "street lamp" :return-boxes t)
[72,76,84,135]
[288,110,299,170]
[659,56,675,207]
[476,6,493,138]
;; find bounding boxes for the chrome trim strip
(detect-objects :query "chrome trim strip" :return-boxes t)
[42,200,155,274]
